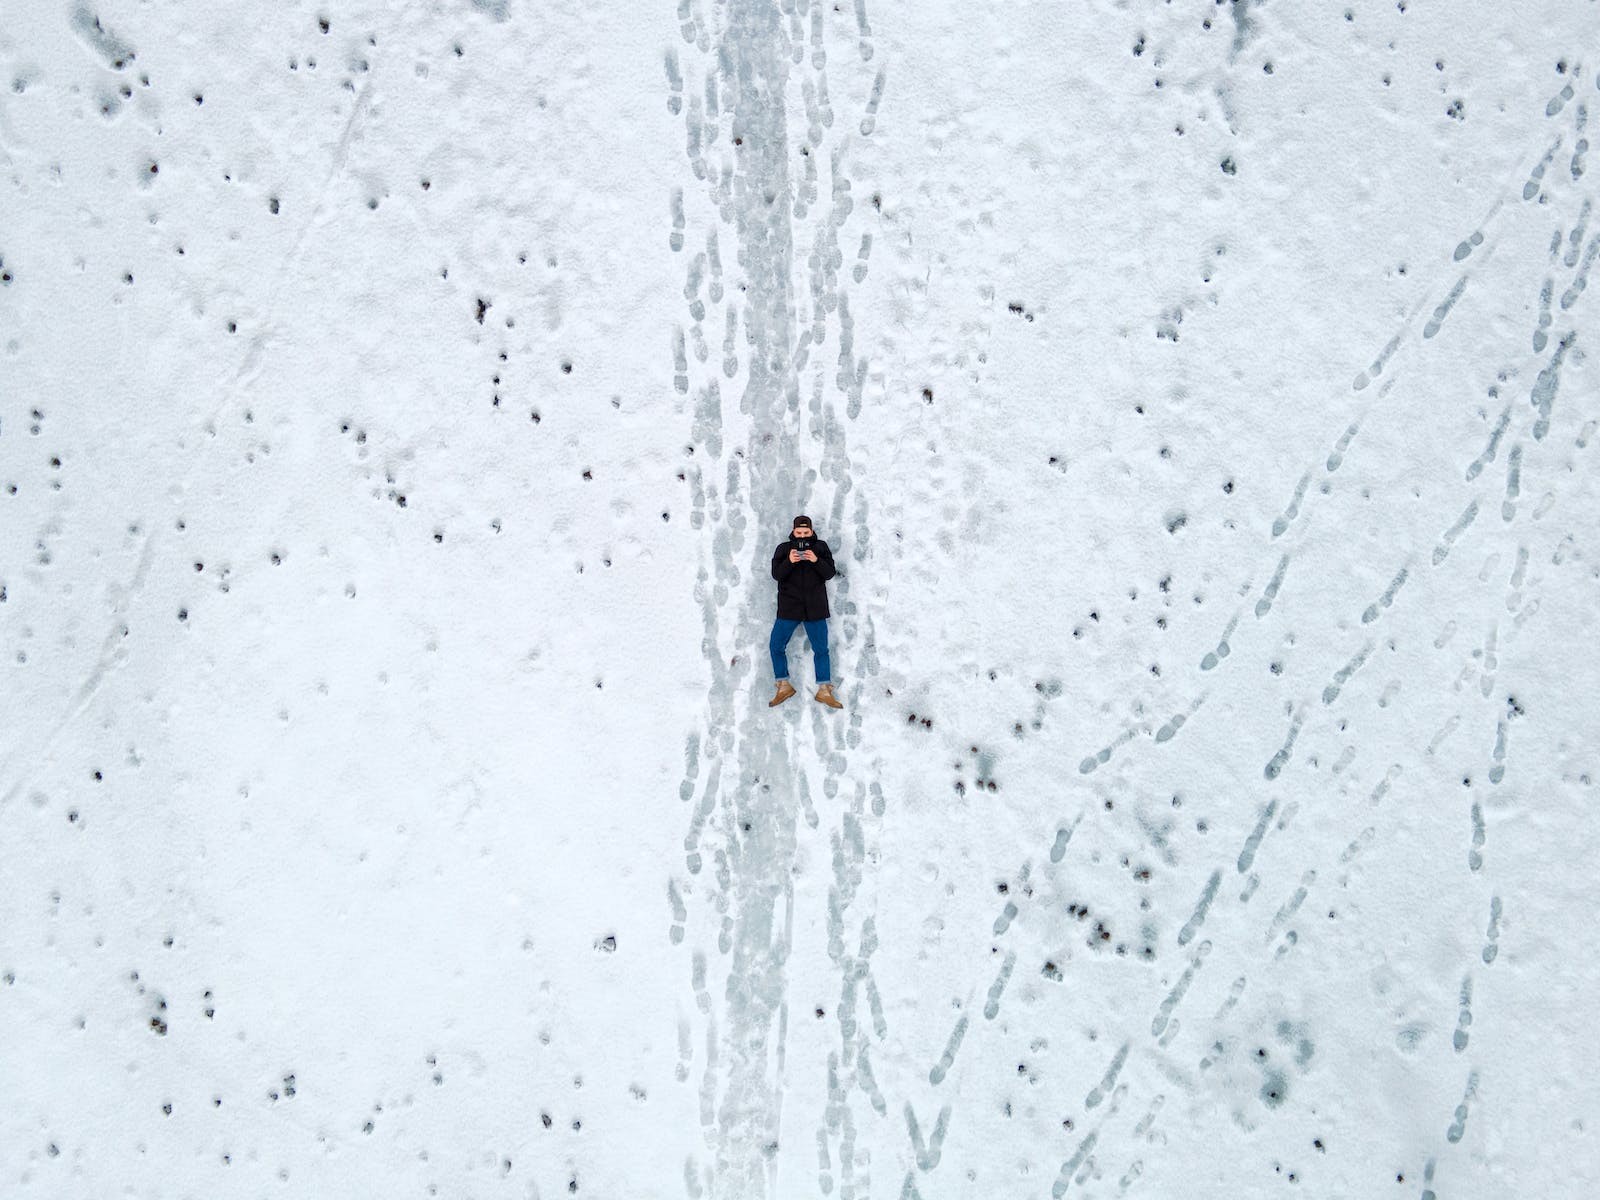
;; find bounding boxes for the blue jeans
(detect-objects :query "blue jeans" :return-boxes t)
[770,618,830,684]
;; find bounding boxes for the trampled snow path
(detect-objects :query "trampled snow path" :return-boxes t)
[668,1,883,1195]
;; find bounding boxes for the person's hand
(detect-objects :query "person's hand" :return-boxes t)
[802,550,818,562]
[789,549,801,563]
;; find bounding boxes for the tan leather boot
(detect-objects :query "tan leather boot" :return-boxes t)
[814,683,843,709]
[769,679,797,707]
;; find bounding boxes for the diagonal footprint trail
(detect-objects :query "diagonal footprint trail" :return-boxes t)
[1048,85,1600,1192]
[668,1,881,1195]
[890,74,1597,1195]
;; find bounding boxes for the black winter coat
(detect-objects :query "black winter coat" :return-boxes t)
[771,538,837,621]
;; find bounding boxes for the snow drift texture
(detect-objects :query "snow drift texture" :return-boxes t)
[3,0,1599,1197]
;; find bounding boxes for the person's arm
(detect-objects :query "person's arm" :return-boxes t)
[813,540,837,581]
[772,543,795,580]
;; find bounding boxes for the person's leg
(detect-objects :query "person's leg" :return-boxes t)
[770,618,800,680]
[803,619,831,684]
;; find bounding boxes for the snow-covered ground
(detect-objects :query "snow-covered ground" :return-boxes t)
[4,0,1599,1196]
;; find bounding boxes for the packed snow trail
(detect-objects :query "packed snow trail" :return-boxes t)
[668,0,883,1195]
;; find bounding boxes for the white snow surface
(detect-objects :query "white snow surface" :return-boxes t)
[3,1,1600,1196]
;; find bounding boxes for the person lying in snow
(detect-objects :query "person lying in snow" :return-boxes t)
[768,514,842,709]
